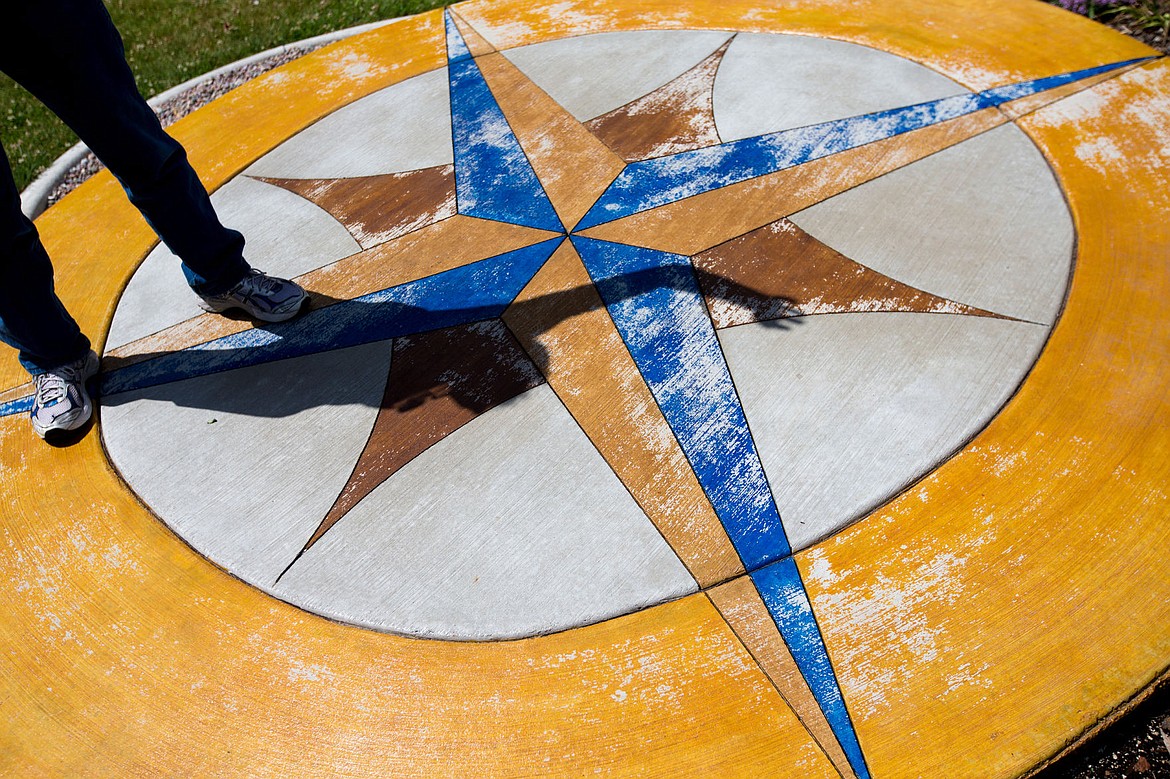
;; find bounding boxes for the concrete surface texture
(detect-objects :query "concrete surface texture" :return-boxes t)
[1,1,1167,777]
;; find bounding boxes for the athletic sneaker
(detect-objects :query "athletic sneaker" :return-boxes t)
[29,349,100,441]
[196,269,308,323]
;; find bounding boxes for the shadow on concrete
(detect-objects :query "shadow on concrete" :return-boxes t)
[98,264,802,419]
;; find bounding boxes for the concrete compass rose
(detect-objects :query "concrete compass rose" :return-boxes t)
[86,13,1146,776]
[3,4,1164,778]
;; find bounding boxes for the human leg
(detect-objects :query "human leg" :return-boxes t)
[0,138,91,376]
[0,0,249,295]
[0,140,99,439]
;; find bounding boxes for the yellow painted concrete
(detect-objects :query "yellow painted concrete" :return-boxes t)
[0,419,838,775]
[2,2,1167,776]
[710,577,858,779]
[455,0,1156,89]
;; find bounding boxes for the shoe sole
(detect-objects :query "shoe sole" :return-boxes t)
[42,421,91,446]
[197,295,308,323]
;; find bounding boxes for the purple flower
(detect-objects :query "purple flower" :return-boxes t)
[1055,0,1125,13]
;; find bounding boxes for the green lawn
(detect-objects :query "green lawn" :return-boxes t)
[1,0,448,192]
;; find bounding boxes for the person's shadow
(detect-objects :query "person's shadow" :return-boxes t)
[97,264,803,420]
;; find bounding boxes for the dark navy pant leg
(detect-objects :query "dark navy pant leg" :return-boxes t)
[0,140,90,375]
[0,0,249,296]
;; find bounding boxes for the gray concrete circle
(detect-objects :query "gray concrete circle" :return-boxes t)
[101,30,1073,640]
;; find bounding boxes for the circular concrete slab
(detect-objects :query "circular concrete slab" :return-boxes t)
[1,2,1167,777]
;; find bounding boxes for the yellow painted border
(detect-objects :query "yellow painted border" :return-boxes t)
[803,58,1170,777]
[1,2,1166,776]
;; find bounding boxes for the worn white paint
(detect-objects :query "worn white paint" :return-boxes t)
[101,341,393,585]
[275,384,697,640]
[245,67,453,178]
[502,30,734,121]
[790,123,1075,325]
[719,312,1050,550]
[713,33,965,142]
[1029,64,1170,184]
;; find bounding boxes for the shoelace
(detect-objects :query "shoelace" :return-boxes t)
[241,269,282,296]
[33,365,84,405]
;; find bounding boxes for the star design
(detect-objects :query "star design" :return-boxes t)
[11,12,1148,779]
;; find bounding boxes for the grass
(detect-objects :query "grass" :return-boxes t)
[0,0,447,192]
[1110,0,1170,38]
